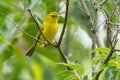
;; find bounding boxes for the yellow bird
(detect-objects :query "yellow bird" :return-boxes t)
[26,12,59,57]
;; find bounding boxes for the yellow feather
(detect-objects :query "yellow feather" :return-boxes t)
[38,12,59,45]
[26,12,59,57]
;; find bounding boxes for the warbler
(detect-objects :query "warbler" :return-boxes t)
[26,12,59,57]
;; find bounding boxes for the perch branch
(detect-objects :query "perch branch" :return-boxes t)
[57,0,69,47]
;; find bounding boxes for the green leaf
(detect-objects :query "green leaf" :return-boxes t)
[82,75,89,80]
[103,1,115,16]
[65,75,79,80]
[31,62,43,80]
[111,17,117,23]
[116,70,120,80]
[59,63,84,75]
[0,46,13,64]
[105,67,118,80]
[108,61,117,67]
[54,70,74,80]
[42,0,61,13]
[93,54,106,65]
[36,45,61,62]
[13,47,27,67]
[94,47,110,54]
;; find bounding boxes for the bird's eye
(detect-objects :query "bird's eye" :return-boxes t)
[52,15,54,18]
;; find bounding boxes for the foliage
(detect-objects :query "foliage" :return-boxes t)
[0,0,90,80]
[0,0,120,80]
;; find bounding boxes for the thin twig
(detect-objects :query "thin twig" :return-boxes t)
[95,45,114,79]
[0,13,46,44]
[91,0,102,48]
[79,0,94,28]
[57,0,80,79]
[91,0,120,79]
[95,12,120,80]
[113,49,120,52]
[57,0,69,47]
[79,0,101,57]
[99,1,120,73]
[100,23,120,68]
[27,9,42,30]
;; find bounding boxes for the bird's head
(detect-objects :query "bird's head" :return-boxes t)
[45,12,59,23]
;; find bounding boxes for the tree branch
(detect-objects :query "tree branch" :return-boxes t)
[113,49,120,52]
[79,0,94,28]
[100,49,114,68]
[57,0,69,47]
[79,0,101,58]
[94,69,103,80]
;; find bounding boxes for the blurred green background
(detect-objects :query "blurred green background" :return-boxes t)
[0,0,91,80]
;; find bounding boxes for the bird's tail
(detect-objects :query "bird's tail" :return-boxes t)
[26,32,42,57]
[26,46,36,57]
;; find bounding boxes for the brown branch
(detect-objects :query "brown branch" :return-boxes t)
[57,0,80,79]
[95,21,120,80]
[95,69,103,80]
[57,46,80,80]
[57,0,69,47]
[89,0,120,79]
[113,49,120,52]
[79,0,95,50]
[101,22,120,67]
[79,0,101,58]
[100,0,120,66]
[79,0,94,28]
[27,9,42,31]
[96,17,120,79]
[101,26,120,66]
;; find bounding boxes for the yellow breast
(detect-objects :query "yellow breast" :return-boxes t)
[41,21,58,41]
